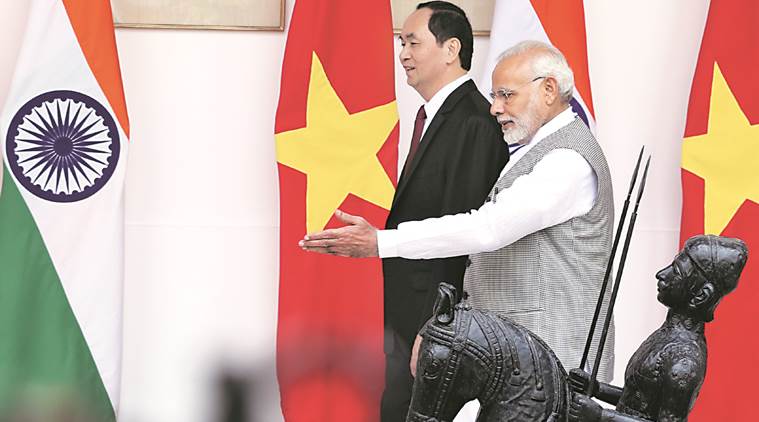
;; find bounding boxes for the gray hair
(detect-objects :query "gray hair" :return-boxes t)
[497,40,574,103]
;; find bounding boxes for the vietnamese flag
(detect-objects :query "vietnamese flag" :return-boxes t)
[274,0,399,420]
[680,0,759,420]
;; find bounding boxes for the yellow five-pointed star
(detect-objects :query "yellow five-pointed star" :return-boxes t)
[682,63,759,235]
[276,52,398,233]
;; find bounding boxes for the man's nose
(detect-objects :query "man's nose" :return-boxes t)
[399,45,410,61]
[490,99,504,117]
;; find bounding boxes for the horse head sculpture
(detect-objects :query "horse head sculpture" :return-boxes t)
[407,283,568,422]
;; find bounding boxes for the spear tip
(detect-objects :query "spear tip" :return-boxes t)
[626,146,646,196]
[635,156,652,203]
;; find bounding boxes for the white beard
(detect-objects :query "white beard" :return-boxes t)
[502,121,531,145]
[500,96,543,145]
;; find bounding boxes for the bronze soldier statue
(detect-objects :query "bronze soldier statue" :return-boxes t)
[568,234,748,422]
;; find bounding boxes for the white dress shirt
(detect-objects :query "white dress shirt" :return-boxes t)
[421,73,472,137]
[378,106,598,259]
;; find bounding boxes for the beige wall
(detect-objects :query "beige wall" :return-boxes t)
[0,1,709,421]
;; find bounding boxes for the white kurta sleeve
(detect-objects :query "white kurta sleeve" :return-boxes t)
[377,148,597,259]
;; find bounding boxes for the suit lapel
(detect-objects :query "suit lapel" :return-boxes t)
[393,80,476,208]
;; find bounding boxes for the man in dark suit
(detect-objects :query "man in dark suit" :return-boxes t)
[358,2,510,420]
[302,2,507,420]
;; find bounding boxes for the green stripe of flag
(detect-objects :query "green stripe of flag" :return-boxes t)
[0,165,114,421]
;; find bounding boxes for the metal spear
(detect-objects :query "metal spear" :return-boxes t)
[588,156,651,394]
[579,146,645,370]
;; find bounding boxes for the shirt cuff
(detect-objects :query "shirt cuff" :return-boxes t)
[376,229,400,258]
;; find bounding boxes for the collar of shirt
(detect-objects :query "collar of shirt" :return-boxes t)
[502,106,577,177]
[421,73,472,136]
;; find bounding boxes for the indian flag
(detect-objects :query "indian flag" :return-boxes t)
[0,0,128,420]
[480,0,595,131]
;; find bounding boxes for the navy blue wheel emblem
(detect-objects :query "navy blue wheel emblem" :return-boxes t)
[5,90,120,202]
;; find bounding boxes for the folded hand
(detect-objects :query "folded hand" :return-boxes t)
[569,368,599,397]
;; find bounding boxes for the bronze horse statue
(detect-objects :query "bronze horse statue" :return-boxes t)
[407,283,568,422]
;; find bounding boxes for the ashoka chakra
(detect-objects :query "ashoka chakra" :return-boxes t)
[5,90,120,202]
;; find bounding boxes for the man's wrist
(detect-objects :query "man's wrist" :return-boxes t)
[376,229,399,258]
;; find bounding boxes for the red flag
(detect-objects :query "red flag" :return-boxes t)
[681,1,759,419]
[274,0,399,420]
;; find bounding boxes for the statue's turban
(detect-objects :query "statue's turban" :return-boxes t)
[683,235,748,295]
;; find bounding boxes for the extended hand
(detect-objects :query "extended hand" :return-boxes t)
[569,368,599,397]
[299,210,379,258]
[569,393,602,422]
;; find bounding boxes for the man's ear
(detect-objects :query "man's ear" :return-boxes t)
[689,282,716,310]
[445,38,461,65]
[543,76,560,105]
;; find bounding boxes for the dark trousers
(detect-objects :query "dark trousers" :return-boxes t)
[380,332,414,422]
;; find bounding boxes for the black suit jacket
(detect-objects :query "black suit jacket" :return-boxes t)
[383,80,508,354]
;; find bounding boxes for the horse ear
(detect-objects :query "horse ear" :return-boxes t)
[433,283,457,325]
